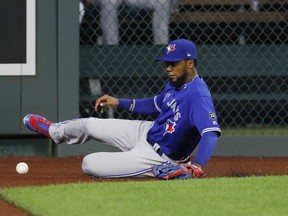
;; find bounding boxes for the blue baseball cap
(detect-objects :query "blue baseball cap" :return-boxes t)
[156,39,197,62]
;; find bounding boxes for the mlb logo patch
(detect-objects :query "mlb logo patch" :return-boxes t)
[166,44,176,54]
[209,112,216,119]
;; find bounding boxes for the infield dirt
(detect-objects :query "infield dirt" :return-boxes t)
[1,156,288,215]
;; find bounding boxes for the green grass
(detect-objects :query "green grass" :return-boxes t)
[1,175,288,216]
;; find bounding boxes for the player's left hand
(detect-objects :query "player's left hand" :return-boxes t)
[152,162,206,180]
[185,163,206,178]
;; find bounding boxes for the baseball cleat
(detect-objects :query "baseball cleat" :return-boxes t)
[23,114,52,138]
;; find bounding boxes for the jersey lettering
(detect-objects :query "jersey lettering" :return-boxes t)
[174,111,181,121]
[163,93,171,102]
[167,99,182,122]
[164,97,182,134]
[167,98,176,108]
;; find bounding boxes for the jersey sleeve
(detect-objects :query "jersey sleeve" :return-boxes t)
[193,131,218,166]
[133,97,160,115]
[118,96,162,115]
[118,85,166,115]
[133,90,165,114]
[190,96,221,136]
[190,96,221,167]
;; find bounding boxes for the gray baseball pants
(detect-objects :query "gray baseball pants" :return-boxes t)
[49,118,169,177]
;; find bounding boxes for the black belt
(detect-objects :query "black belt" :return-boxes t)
[147,138,190,163]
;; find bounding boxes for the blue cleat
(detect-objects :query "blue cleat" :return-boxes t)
[23,114,52,138]
[152,162,192,180]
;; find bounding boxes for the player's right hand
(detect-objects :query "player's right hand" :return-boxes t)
[95,94,119,113]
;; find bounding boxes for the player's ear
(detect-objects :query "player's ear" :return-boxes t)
[187,59,194,68]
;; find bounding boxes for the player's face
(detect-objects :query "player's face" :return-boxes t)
[165,60,193,87]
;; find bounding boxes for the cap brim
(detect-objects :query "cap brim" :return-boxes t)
[155,56,184,62]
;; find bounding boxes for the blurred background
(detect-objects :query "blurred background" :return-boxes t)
[0,0,287,157]
[79,0,288,134]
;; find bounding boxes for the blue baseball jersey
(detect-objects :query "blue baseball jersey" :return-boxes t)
[147,76,221,160]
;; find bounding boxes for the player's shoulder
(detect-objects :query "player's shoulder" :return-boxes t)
[163,82,174,92]
[188,76,211,97]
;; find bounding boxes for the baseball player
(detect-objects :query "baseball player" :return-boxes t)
[23,39,221,179]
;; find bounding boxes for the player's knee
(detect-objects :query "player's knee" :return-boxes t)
[82,154,98,176]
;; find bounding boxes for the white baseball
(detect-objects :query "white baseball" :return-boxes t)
[16,162,29,174]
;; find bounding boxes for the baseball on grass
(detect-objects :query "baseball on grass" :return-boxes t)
[16,162,29,174]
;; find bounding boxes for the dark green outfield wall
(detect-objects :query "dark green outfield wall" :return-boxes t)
[0,0,79,156]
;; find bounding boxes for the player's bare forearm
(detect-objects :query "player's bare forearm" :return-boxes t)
[95,94,119,113]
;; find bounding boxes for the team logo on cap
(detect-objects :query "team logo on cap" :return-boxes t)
[166,44,176,54]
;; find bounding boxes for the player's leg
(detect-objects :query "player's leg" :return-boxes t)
[23,114,153,151]
[82,135,167,177]
[49,117,153,151]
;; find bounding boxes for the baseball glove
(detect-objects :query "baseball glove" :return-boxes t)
[152,162,206,180]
